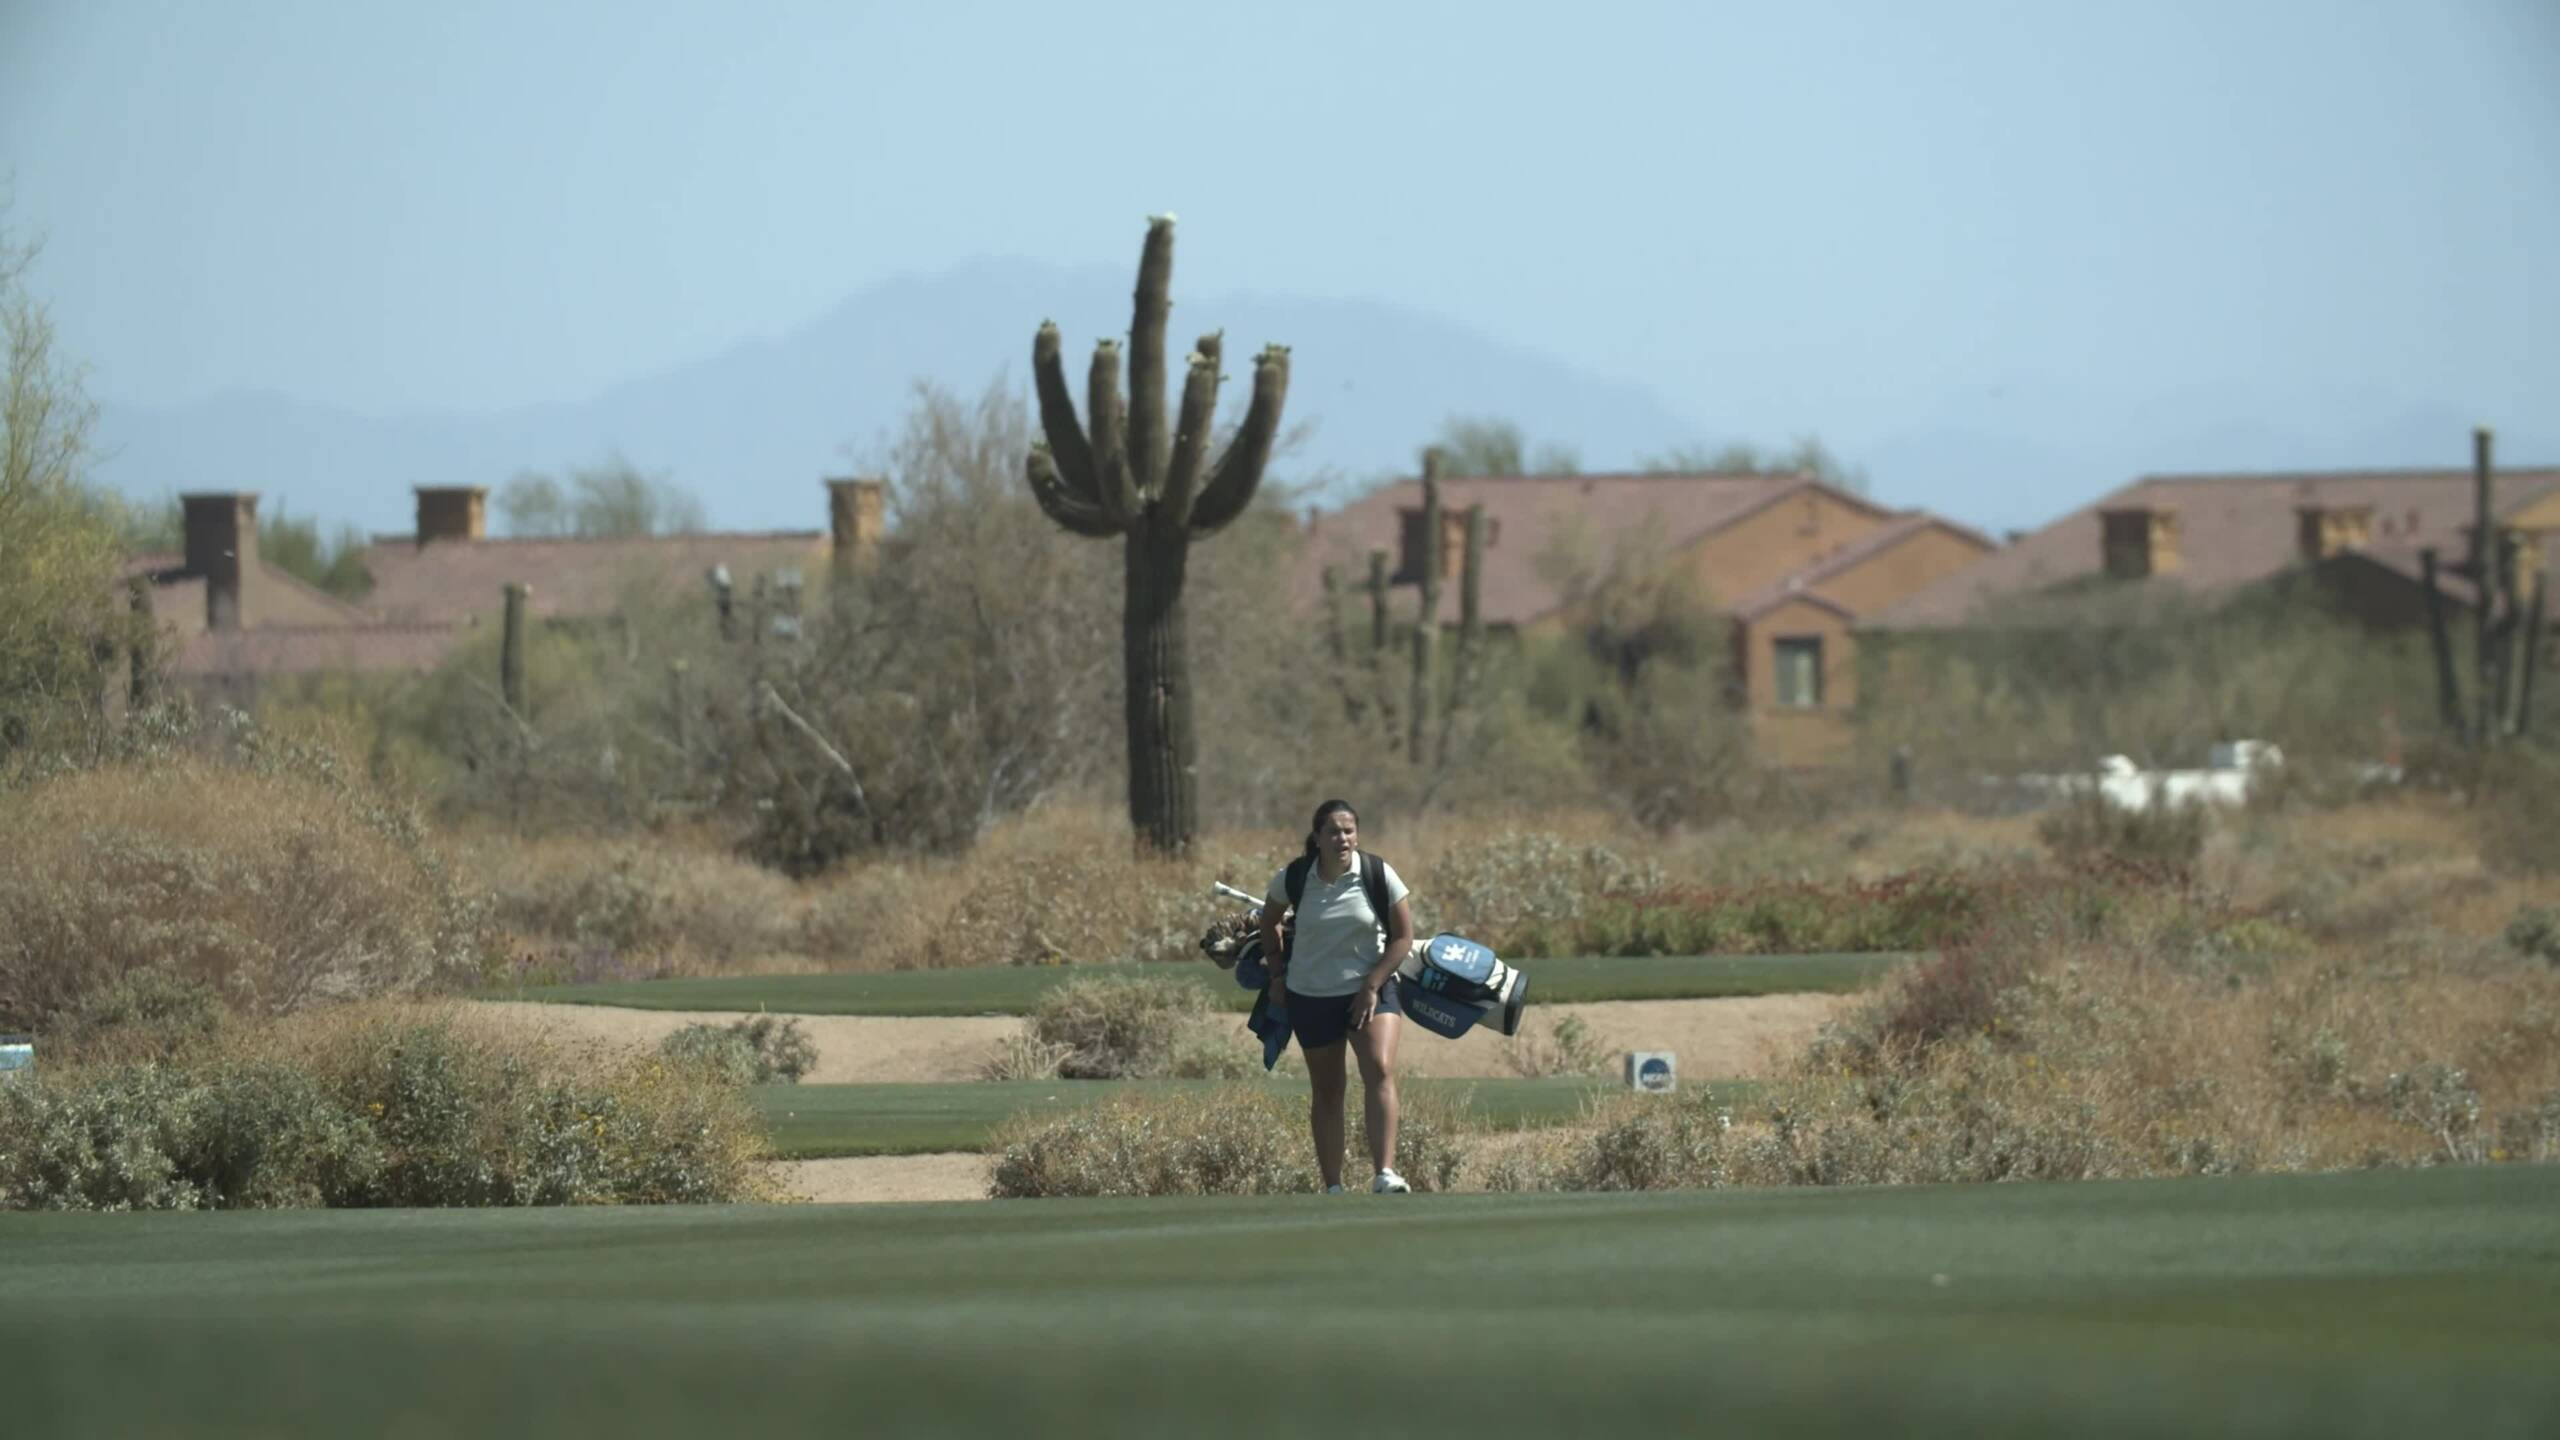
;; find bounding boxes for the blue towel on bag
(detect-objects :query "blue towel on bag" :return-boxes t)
[1234,948,1292,1070]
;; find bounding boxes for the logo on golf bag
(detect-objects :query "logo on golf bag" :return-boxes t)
[1396,933,1529,1040]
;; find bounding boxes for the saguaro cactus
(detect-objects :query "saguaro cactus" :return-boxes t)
[1024,216,1290,854]
[1409,449,1444,764]
[2419,426,2548,746]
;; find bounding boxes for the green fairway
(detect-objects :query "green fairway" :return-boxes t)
[492,951,1911,1015]
[7,1166,2555,1438]
[753,1075,1744,1156]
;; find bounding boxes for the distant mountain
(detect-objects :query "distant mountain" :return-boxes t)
[88,259,1713,536]
[89,259,2553,540]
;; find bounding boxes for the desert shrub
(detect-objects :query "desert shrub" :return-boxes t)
[51,968,228,1064]
[0,1060,383,1212]
[474,837,803,978]
[658,1014,815,1085]
[0,1005,779,1210]
[1525,870,1996,958]
[1426,832,1663,947]
[1350,1084,1474,1193]
[988,1086,1308,1198]
[1025,972,1220,1080]
[986,1081,1471,1198]
[917,818,1287,969]
[1502,1013,1607,1078]
[2035,789,2208,870]
[2507,905,2560,966]
[0,1065,208,1210]
[796,860,942,970]
[0,748,493,1032]
[1552,1091,1739,1192]
[977,1032,1074,1082]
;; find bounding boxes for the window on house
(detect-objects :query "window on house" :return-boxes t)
[1773,636,1823,708]
[1396,508,1425,583]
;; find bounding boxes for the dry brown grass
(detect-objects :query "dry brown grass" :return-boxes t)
[0,757,488,1028]
[434,788,2555,986]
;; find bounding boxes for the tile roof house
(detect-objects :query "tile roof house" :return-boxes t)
[1296,470,1996,764]
[134,479,889,708]
[1865,464,2560,634]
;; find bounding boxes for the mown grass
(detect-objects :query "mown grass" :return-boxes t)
[493,951,1913,1016]
[752,1076,1728,1157]
[7,1165,2555,1438]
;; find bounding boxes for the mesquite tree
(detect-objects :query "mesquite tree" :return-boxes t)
[1023,216,1290,853]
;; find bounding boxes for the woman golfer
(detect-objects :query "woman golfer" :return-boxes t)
[1258,799,1416,1194]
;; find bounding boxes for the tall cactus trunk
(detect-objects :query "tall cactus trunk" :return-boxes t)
[2516,573,2547,737]
[2471,427,2496,750]
[1409,450,1444,765]
[1124,518,1196,853]
[2422,549,2463,735]
[1437,503,1486,769]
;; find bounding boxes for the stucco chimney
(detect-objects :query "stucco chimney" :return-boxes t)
[415,486,488,546]
[181,491,261,631]
[827,477,886,567]
[2100,506,2180,579]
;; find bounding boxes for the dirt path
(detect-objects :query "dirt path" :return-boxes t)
[470,993,1852,1087]
[475,992,1858,1205]
[788,1153,994,1204]
[1399,994,1849,1081]
[468,1003,1023,1084]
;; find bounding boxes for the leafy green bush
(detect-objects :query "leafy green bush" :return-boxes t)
[0,1006,778,1210]
[657,1014,816,1085]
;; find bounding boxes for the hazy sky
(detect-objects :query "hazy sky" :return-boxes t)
[5,0,2556,486]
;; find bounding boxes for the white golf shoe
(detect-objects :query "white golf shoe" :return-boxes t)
[1371,1168,1411,1194]
[1324,1183,1346,1195]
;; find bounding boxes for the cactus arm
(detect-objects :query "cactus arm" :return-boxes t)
[1188,344,1291,535]
[1126,216,1176,499]
[1031,322,1098,502]
[1087,341,1141,526]
[1026,445,1121,538]
[1162,333,1223,528]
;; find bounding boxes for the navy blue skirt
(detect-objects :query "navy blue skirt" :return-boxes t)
[1285,978,1405,1052]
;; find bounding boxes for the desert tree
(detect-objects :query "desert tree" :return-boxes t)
[0,212,150,764]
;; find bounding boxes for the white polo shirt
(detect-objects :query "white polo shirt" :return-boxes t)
[1266,853,1410,998]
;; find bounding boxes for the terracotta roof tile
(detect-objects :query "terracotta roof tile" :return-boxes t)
[171,624,466,677]
[1296,472,1833,626]
[355,531,833,626]
[1867,466,2560,629]
[1727,514,1997,620]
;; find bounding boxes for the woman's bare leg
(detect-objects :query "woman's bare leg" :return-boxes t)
[1304,1041,1348,1188]
[1351,1015,1402,1176]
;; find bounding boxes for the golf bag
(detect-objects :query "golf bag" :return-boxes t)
[1395,933,1529,1040]
[1198,883,1531,1047]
